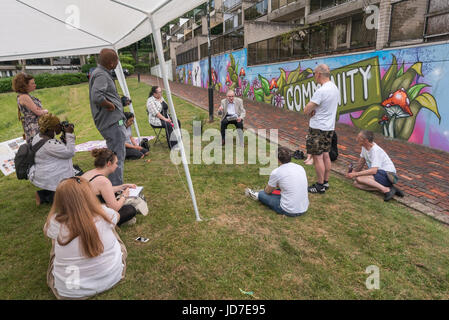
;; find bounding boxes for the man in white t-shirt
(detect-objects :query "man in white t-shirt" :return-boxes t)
[304,64,340,194]
[346,130,404,201]
[245,147,309,217]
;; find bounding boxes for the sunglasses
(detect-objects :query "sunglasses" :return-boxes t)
[62,176,81,184]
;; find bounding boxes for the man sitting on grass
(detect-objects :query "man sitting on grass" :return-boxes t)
[346,130,404,201]
[245,147,309,217]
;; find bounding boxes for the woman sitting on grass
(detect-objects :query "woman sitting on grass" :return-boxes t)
[82,148,137,227]
[44,176,127,300]
[124,112,149,160]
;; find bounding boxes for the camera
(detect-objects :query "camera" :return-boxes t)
[60,121,74,132]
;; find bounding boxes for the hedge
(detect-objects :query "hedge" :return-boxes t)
[121,63,134,74]
[0,72,88,94]
[81,63,97,73]
[135,63,150,73]
[119,55,136,66]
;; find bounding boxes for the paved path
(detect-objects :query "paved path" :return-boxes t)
[139,75,449,224]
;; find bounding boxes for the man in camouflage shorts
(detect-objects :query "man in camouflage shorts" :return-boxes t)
[304,64,340,194]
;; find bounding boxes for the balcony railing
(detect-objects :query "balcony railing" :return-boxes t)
[224,13,242,33]
[310,0,353,13]
[244,0,268,21]
[271,0,298,11]
[223,0,242,12]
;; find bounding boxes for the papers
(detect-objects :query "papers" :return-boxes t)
[0,137,27,176]
[75,136,155,153]
[128,186,143,198]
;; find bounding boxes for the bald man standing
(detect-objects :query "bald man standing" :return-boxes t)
[304,64,340,194]
[89,48,130,186]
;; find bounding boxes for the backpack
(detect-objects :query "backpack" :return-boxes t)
[140,138,150,151]
[329,131,338,162]
[14,138,48,180]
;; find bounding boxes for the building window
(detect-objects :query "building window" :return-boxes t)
[389,0,426,43]
[176,47,198,66]
[350,13,376,48]
[256,40,268,64]
[244,0,268,21]
[425,0,449,40]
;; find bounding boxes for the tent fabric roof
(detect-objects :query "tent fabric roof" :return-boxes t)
[0,0,204,61]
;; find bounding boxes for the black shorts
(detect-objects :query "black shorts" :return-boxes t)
[306,128,334,155]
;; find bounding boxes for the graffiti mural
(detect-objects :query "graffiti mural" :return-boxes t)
[176,43,449,153]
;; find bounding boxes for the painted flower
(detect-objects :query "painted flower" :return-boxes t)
[242,79,249,89]
[252,79,261,89]
[226,74,232,86]
[269,78,278,90]
[273,94,285,108]
[235,87,243,97]
[247,89,255,100]
[239,68,246,77]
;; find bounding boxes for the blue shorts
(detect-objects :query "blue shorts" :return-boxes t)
[373,169,393,188]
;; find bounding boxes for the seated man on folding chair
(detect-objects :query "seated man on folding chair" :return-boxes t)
[146,86,180,150]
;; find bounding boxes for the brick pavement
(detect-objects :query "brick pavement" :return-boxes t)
[140,75,449,224]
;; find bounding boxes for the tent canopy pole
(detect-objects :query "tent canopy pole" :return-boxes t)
[148,14,202,222]
[114,48,142,143]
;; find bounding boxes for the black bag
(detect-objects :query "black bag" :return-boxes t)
[140,138,150,151]
[73,164,84,176]
[293,150,305,160]
[329,132,338,162]
[14,138,48,180]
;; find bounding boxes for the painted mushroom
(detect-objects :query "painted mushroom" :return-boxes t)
[378,115,390,137]
[380,88,413,138]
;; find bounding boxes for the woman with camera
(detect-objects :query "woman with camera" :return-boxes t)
[44,176,127,299]
[81,148,137,227]
[28,114,75,205]
[124,112,149,160]
[13,73,49,143]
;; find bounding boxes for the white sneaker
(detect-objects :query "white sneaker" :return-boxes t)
[245,188,259,201]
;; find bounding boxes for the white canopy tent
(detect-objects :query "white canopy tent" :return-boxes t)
[0,0,204,221]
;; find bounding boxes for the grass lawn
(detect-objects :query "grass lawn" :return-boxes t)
[0,78,449,299]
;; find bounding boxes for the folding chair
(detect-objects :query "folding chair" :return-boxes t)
[150,123,164,145]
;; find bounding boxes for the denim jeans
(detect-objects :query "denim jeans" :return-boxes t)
[258,191,305,217]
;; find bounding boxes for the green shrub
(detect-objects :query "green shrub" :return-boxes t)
[119,55,136,66]
[87,55,96,64]
[135,63,150,73]
[81,63,96,73]
[34,73,88,89]
[0,73,88,93]
[0,77,12,93]
[121,63,135,74]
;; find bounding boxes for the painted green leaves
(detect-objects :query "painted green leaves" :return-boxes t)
[351,54,440,141]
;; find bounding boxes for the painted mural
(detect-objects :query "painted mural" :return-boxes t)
[176,43,449,153]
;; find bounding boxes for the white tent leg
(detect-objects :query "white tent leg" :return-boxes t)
[114,52,142,143]
[149,15,202,222]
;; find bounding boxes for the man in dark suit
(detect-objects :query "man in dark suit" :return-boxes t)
[218,90,246,146]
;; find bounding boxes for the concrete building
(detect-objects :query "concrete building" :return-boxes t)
[170,0,449,70]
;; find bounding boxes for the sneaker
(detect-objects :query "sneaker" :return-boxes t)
[308,183,325,194]
[120,217,137,227]
[384,187,396,202]
[323,181,330,190]
[245,188,259,201]
[395,187,405,197]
